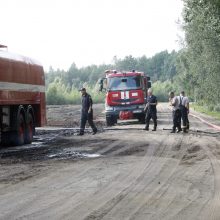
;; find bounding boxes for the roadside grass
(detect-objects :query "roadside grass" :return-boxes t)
[191,103,220,120]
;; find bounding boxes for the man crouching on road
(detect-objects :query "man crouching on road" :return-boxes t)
[143,88,158,131]
[78,88,97,135]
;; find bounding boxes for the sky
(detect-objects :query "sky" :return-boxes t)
[0,0,184,71]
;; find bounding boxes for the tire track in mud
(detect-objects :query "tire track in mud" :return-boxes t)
[43,134,170,220]
[75,134,186,220]
[137,152,211,219]
[64,137,168,219]
[0,147,117,219]
[89,135,186,220]
[0,156,115,220]
[43,106,219,220]
[153,166,210,219]
[82,117,215,219]
[129,137,188,216]
[77,148,166,219]
[0,134,140,219]
[0,108,181,220]
[0,136,147,220]
[78,105,175,219]
[197,137,220,220]
[95,138,124,155]
[150,135,218,220]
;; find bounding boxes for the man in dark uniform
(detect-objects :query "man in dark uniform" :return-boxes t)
[78,88,97,135]
[143,88,158,131]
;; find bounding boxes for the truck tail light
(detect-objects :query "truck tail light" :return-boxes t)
[132,92,138,97]
[112,94,119,97]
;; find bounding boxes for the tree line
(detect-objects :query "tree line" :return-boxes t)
[45,50,179,104]
[46,0,220,111]
[178,0,220,111]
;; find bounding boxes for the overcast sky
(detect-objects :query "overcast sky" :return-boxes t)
[1,0,184,71]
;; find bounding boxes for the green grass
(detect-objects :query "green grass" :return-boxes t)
[191,103,220,120]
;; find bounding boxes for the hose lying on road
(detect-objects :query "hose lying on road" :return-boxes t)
[190,113,220,131]
[163,128,220,135]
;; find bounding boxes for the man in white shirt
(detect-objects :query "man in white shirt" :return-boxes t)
[179,91,190,132]
[169,92,181,133]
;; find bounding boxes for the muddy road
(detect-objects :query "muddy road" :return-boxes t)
[1,103,220,220]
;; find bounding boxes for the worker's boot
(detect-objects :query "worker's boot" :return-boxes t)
[92,128,97,135]
[143,125,149,131]
[186,123,190,130]
[170,126,176,133]
[77,129,84,136]
[177,127,182,133]
[152,126,157,131]
[77,132,84,136]
[183,128,188,133]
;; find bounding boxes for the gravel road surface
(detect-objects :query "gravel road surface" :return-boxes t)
[0,103,220,220]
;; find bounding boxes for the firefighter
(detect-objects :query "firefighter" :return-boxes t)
[179,91,190,132]
[78,88,97,135]
[169,91,182,133]
[143,88,158,131]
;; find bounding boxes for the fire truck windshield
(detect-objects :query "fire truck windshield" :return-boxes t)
[107,76,141,91]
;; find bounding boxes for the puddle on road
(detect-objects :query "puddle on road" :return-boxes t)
[0,130,103,162]
[0,143,101,162]
[47,150,101,159]
[0,141,43,154]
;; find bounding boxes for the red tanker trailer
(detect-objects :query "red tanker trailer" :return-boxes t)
[0,45,46,145]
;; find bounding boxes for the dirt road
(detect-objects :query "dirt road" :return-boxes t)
[0,103,220,220]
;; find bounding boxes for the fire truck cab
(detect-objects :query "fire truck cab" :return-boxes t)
[99,70,151,126]
[0,45,46,146]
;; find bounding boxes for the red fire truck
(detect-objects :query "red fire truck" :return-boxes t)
[0,45,46,145]
[99,70,151,126]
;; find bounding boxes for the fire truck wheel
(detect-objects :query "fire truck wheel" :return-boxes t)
[25,113,34,144]
[138,115,146,124]
[13,113,25,146]
[106,116,114,126]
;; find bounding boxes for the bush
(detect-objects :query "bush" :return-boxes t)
[46,78,105,105]
[46,83,67,105]
[214,104,220,112]
[152,80,177,102]
[207,105,214,111]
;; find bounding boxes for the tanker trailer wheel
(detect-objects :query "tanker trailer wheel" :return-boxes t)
[15,113,25,146]
[25,113,34,144]
[1,132,11,146]
[11,108,25,146]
